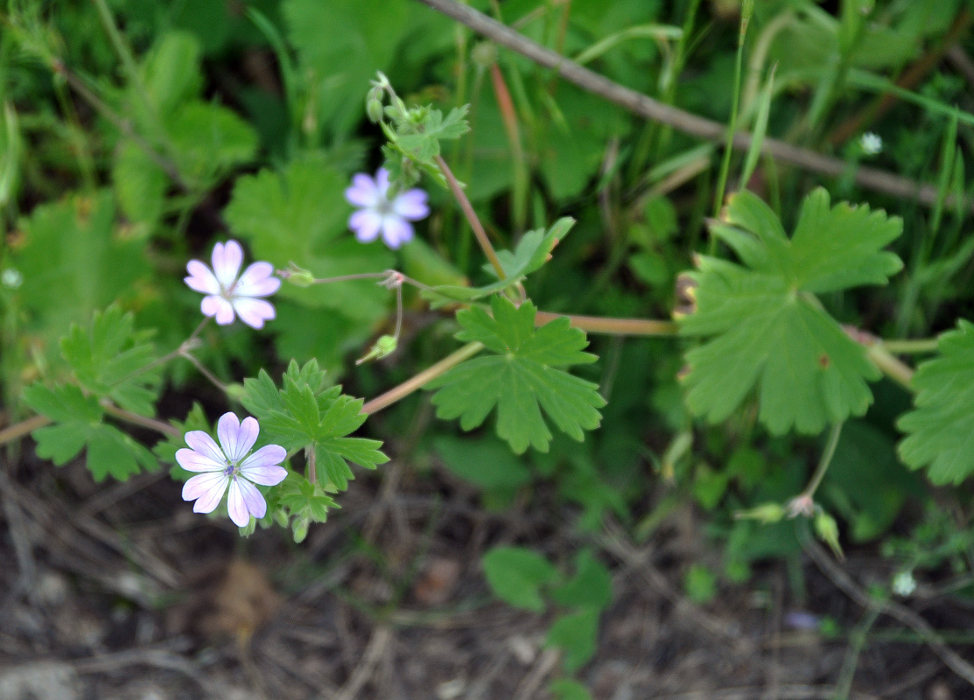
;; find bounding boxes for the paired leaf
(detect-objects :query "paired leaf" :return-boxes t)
[23,384,157,481]
[429,296,605,454]
[897,320,974,484]
[680,188,902,434]
[241,359,388,490]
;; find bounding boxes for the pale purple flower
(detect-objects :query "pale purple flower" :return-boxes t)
[176,412,288,527]
[184,240,280,328]
[345,168,429,249]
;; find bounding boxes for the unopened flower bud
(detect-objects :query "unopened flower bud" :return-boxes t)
[282,262,316,287]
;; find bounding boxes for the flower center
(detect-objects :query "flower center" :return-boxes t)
[223,462,238,478]
[375,198,395,216]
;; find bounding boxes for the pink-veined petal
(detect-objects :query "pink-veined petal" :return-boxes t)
[381,216,414,249]
[183,472,229,513]
[240,463,288,486]
[202,296,236,324]
[175,447,224,473]
[212,241,243,290]
[393,190,429,220]
[350,210,382,243]
[345,173,380,207]
[184,430,226,464]
[184,260,221,294]
[217,412,258,462]
[235,262,281,297]
[231,297,275,329]
[227,477,266,527]
[240,443,287,470]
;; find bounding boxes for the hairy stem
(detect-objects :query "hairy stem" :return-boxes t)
[361,342,484,415]
[0,414,51,446]
[434,155,507,279]
[535,311,679,337]
[801,421,843,500]
[101,402,180,438]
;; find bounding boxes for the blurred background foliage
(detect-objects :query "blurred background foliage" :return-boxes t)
[2,0,974,678]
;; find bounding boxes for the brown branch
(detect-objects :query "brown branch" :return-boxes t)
[414,0,968,210]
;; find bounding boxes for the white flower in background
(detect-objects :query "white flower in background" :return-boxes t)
[860,132,882,156]
[184,240,280,329]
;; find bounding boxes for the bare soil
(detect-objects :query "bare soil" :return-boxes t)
[1,447,972,700]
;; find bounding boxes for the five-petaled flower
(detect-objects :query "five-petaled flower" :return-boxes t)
[185,240,280,329]
[176,412,288,527]
[345,168,429,249]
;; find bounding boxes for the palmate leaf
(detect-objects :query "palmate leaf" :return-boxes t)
[680,188,902,434]
[23,384,157,481]
[429,296,606,454]
[241,359,388,490]
[897,320,974,484]
[59,305,161,416]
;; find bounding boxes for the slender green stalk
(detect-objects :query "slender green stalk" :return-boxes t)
[800,422,843,500]
[435,155,506,280]
[361,342,484,415]
[865,343,915,388]
[711,0,752,226]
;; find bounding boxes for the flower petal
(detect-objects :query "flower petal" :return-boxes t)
[345,173,379,207]
[184,430,226,464]
[217,412,258,463]
[183,472,228,513]
[235,262,281,297]
[212,240,243,290]
[201,296,236,324]
[184,260,221,294]
[175,447,224,473]
[393,190,429,220]
[231,297,276,329]
[227,477,266,527]
[374,168,391,196]
[381,216,414,249]
[350,210,382,243]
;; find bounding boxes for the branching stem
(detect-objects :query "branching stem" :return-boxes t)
[435,155,507,279]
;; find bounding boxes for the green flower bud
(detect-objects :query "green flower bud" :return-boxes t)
[283,263,316,288]
[355,334,398,365]
[814,510,843,558]
[734,502,785,524]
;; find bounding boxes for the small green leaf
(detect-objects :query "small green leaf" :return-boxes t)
[545,608,600,672]
[551,550,612,610]
[549,678,593,700]
[423,218,574,305]
[59,305,160,416]
[240,360,388,490]
[482,546,559,612]
[680,188,902,434]
[897,320,974,484]
[429,297,605,454]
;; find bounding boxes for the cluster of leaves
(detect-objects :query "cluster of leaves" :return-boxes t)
[241,359,388,541]
[483,546,612,690]
[23,306,161,481]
